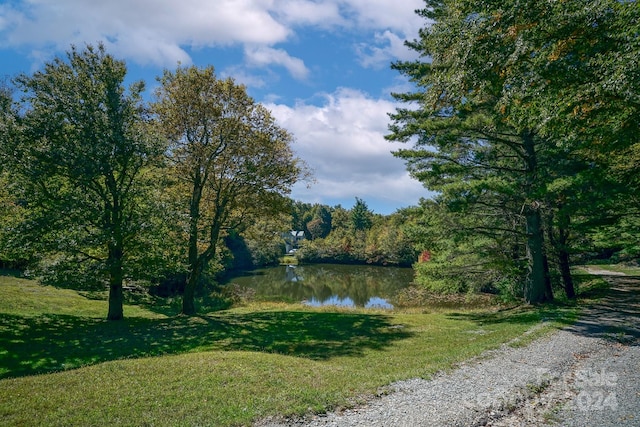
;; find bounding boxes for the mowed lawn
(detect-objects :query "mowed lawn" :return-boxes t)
[0,272,578,427]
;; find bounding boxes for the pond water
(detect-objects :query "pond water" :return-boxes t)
[225,263,414,309]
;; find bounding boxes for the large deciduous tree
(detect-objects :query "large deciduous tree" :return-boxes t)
[153,65,306,315]
[5,44,160,320]
[0,79,24,267]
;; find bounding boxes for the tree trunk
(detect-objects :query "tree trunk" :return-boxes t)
[106,242,124,320]
[547,207,576,299]
[182,175,204,316]
[556,212,576,299]
[525,206,550,303]
[522,131,552,304]
[181,216,222,316]
[558,248,575,299]
[107,281,124,320]
[182,265,199,316]
[542,248,554,301]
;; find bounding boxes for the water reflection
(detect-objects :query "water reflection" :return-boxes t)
[225,263,414,309]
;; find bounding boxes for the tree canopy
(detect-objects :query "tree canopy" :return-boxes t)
[2,44,161,320]
[153,65,307,315]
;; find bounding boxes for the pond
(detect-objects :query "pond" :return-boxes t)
[225,263,414,309]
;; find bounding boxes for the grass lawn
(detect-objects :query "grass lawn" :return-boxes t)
[0,271,580,427]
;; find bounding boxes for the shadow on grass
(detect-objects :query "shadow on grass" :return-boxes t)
[565,275,640,345]
[0,269,24,278]
[0,310,412,379]
[445,301,578,329]
[447,274,640,346]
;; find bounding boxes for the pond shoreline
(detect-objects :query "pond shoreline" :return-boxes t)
[223,263,414,309]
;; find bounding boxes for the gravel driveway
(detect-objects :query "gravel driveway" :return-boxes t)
[258,274,640,427]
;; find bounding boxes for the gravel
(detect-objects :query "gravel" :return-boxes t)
[257,275,640,427]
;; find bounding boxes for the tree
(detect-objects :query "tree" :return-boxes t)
[388,0,638,302]
[0,79,25,268]
[387,1,553,302]
[542,0,640,287]
[351,198,373,231]
[5,44,160,320]
[153,65,306,315]
[306,204,332,240]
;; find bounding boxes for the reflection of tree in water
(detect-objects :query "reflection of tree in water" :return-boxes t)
[227,264,413,308]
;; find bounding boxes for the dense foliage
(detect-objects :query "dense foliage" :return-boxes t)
[387,0,639,300]
[0,47,306,319]
[152,65,306,315]
[291,200,417,267]
[1,45,162,319]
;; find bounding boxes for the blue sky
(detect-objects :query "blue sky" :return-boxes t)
[0,0,431,214]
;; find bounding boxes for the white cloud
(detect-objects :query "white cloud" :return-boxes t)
[245,46,309,80]
[220,66,268,89]
[274,0,345,27]
[0,0,424,71]
[0,0,290,67]
[340,0,424,34]
[357,30,419,69]
[267,88,427,213]
[0,0,430,213]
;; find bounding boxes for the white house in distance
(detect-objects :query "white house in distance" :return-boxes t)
[282,230,305,254]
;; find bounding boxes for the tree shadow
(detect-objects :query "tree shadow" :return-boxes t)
[0,310,412,379]
[0,269,25,278]
[447,306,544,325]
[446,275,640,346]
[563,275,640,345]
[445,302,576,328]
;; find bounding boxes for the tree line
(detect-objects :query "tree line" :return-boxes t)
[288,198,417,267]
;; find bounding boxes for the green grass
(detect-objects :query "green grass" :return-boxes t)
[0,272,578,427]
[592,264,640,276]
[279,255,298,265]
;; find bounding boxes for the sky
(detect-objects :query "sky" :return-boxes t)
[0,0,432,215]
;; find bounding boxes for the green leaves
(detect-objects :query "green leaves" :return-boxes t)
[388,0,639,300]
[6,44,161,319]
[152,65,306,315]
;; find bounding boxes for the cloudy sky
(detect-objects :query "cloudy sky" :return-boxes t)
[0,0,431,214]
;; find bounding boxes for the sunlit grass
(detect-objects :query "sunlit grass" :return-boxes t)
[0,272,579,426]
[574,263,640,276]
[592,264,640,276]
[0,273,164,319]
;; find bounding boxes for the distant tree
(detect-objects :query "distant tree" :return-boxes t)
[242,213,291,267]
[365,218,416,266]
[351,198,373,231]
[153,65,307,315]
[0,79,20,266]
[289,200,312,232]
[5,44,161,320]
[306,205,332,240]
[330,205,351,232]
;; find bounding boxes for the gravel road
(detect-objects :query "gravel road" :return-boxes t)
[257,274,640,427]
